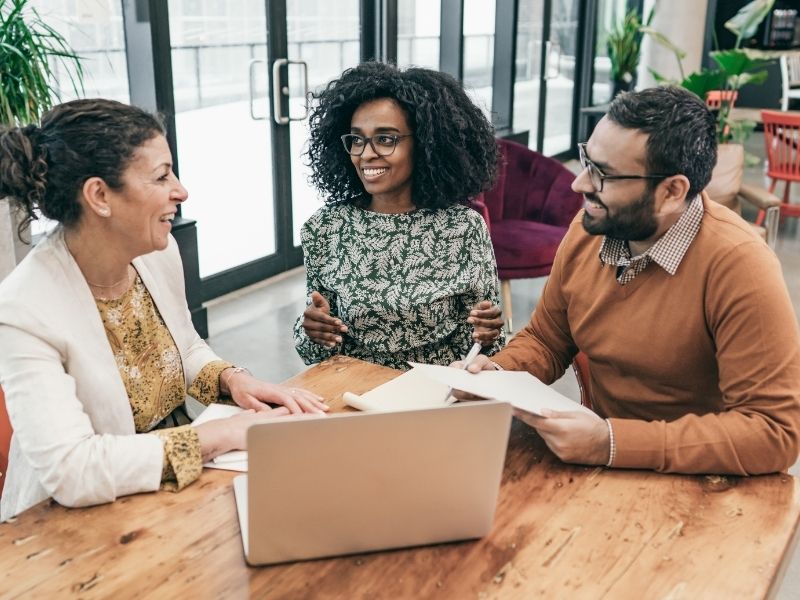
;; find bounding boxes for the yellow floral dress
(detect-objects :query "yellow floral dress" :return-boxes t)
[95,273,232,492]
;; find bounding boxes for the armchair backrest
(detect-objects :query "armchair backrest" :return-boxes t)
[483,139,582,227]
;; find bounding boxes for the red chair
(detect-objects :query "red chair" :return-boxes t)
[475,139,583,331]
[757,110,800,223]
[704,90,738,110]
[0,386,10,498]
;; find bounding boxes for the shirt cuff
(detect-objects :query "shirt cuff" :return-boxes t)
[187,359,234,406]
[153,425,203,492]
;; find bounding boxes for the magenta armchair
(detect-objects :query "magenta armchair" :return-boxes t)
[476,139,583,331]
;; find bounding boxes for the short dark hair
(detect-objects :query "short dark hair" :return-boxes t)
[607,86,717,199]
[305,61,499,209]
[0,98,165,235]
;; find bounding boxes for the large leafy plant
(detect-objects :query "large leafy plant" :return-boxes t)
[0,0,83,127]
[654,0,775,143]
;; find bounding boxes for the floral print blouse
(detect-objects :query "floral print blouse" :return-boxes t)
[293,202,504,369]
[95,274,232,492]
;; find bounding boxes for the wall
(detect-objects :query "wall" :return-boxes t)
[638,0,710,88]
[0,200,30,282]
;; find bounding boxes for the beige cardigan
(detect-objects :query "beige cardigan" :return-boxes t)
[0,229,219,520]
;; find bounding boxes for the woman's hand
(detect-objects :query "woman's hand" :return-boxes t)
[468,300,504,346]
[303,291,348,348]
[195,408,320,462]
[222,368,330,415]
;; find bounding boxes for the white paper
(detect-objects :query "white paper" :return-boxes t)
[191,403,248,471]
[407,363,593,417]
[342,368,451,411]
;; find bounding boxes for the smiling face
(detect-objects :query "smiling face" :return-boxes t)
[573,117,662,245]
[107,135,187,255]
[349,98,414,212]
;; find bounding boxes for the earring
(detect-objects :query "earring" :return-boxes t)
[98,207,111,217]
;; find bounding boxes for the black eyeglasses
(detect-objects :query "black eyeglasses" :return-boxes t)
[577,143,673,192]
[341,133,413,157]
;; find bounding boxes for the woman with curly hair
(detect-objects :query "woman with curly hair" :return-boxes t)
[293,62,505,369]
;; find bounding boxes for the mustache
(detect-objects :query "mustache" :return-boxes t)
[583,193,606,209]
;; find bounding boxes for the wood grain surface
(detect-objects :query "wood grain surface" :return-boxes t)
[1,355,798,599]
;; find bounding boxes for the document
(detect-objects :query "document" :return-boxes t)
[407,362,593,417]
[191,403,248,472]
[342,368,450,411]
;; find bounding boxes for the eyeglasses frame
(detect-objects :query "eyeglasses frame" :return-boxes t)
[341,133,413,157]
[577,143,673,192]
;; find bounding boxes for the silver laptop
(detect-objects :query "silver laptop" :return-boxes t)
[233,400,512,566]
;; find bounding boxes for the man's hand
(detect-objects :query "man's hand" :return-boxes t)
[302,291,347,348]
[515,408,610,465]
[468,300,504,346]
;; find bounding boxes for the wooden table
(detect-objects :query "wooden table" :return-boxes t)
[1,356,799,598]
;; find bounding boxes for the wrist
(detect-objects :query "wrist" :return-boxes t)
[221,366,250,395]
[605,419,616,467]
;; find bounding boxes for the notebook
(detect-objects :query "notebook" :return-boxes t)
[233,400,512,565]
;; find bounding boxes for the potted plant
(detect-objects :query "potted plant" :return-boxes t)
[0,0,83,278]
[606,5,685,100]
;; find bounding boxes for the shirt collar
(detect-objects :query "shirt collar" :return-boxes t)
[598,194,703,275]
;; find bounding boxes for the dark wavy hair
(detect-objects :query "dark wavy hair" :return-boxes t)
[0,98,165,237]
[305,62,499,209]
[607,86,717,199]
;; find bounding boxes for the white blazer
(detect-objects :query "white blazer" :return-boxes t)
[0,228,219,521]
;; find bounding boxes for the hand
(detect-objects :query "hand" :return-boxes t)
[195,408,320,461]
[447,355,498,400]
[223,369,330,415]
[468,300,503,346]
[514,408,610,465]
[303,291,348,348]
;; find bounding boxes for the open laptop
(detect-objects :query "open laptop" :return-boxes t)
[233,400,512,566]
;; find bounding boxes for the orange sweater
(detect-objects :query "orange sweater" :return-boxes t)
[494,198,800,474]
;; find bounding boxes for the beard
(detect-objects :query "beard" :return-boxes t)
[581,187,658,241]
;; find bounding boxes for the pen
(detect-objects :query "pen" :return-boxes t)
[444,342,483,405]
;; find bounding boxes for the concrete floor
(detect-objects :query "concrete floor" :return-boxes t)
[201,133,800,598]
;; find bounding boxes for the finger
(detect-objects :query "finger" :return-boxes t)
[270,406,290,416]
[469,308,502,320]
[472,330,501,346]
[276,392,303,415]
[310,291,330,312]
[303,310,345,330]
[304,320,345,337]
[466,355,494,373]
[470,315,504,327]
[295,396,329,414]
[471,300,493,311]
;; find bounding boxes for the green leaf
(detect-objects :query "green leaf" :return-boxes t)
[724,0,775,43]
[680,70,728,98]
[711,49,771,76]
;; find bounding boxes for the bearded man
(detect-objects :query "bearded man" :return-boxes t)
[463,86,800,475]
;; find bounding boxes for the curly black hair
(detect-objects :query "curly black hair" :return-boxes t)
[305,62,499,209]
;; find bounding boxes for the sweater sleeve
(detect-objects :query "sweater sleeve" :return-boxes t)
[461,209,505,356]
[492,220,578,380]
[293,217,340,364]
[609,241,800,475]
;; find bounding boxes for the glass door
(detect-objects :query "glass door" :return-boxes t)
[512,0,580,157]
[285,0,361,246]
[166,1,361,299]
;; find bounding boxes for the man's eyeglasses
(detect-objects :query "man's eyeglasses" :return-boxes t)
[577,143,672,192]
[341,133,413,157]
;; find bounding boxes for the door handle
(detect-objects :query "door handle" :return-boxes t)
[248,59,267,121]
[272,58,310,125]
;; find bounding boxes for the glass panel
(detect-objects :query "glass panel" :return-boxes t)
[397,0,440,69]
[593,0,629,105]
[287,0,360,246]
[541,0,580,156]
[462,0,495,119]
[28,0,130,237]
[512,0,544,150]
[168,0,275,278]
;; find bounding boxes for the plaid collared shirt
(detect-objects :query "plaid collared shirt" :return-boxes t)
[598,195,703,285]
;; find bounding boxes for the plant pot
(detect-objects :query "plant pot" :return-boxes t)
[705,143,744,213]
[610,74,637,100]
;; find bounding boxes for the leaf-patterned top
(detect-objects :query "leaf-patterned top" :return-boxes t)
[293,202,503,369]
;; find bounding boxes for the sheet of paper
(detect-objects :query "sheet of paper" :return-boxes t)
[407,363,593,417]
[191,403,248,471]
[342,368,451,411]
